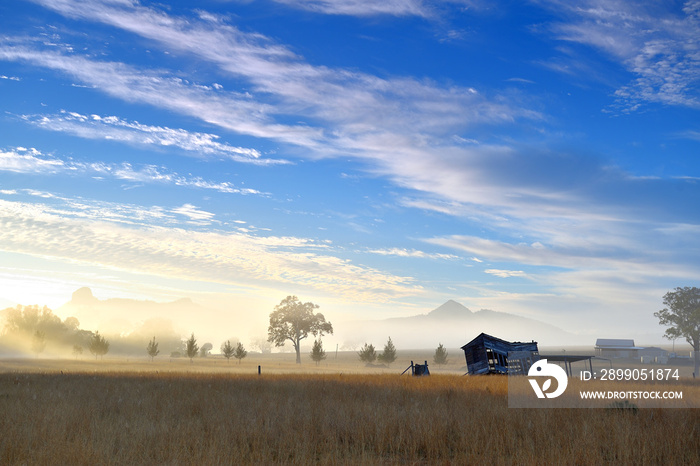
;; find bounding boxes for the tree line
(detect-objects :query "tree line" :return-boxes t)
[4,288,696,372]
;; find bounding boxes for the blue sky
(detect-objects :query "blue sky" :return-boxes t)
[1,0,699,344]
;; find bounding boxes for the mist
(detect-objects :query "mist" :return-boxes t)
[1,288,675,363]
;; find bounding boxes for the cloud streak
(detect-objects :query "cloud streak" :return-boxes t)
[20,111,286,165]
[0,147,262,196]
[541,0,700,111]
[0,197,422,302]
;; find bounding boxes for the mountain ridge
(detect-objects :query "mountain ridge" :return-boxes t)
[342,299,580,348]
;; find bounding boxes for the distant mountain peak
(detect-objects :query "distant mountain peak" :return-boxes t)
[71,287,98,305]
[428,300,472,319]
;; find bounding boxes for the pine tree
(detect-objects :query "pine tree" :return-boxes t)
[357,343,377,364]
[310,339,326,365]
[433,343,449,366]
[185,333,199,362]
[146,336,160,361]
[221,340,235,363]
[234,342,248,364]
[377,337,397,366]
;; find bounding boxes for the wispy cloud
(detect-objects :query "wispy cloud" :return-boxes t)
[0,147,262,195]
[270,0,432,17]
[541,0,700,111]
[20,1,537,137]
[171,204,216,225]
[0,40,324,149]
[0,147,64,173]
[0,196,422,302]
[365,247,458,260]
[484,269,528,278]
[20,110,285,165]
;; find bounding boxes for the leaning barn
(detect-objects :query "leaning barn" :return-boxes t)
[461,332,539,375]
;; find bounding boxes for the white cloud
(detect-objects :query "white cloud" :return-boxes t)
[0,146,262,196]
[271,0,432,17]
[484,269,527,278]
[365,247,458,260]
[0,41,324,149]
[0,197,422,302]
[0,147,64,173]
[21,111,286,165]
[542,0,700,110]
[171,204,215,223]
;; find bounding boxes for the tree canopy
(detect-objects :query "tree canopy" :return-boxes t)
[88,331,110,359]
[655,286,700,376]
[234,342,248,364]
[358,343,377,364]
[268,296,333,364]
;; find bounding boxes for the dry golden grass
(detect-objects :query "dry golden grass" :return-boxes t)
[0,362,698,465]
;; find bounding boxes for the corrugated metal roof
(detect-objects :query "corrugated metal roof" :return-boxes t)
[595,338,635,347]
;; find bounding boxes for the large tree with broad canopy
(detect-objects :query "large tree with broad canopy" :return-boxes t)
[654,286,700,378]
[268,296,333,364]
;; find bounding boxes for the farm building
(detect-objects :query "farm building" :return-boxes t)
[638,347,669,364]
[461,333,539,375]
[594,339,644,358]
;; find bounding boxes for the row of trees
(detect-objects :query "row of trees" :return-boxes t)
[357,338,449,367]
[146,334,249,364]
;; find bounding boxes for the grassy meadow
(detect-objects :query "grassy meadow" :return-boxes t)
[1,354,699,465]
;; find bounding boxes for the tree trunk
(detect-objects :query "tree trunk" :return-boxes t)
[695,350,699,379]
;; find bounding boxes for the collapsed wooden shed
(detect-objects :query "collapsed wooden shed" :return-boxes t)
[461,332,539,375]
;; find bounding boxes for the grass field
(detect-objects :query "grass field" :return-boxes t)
[1,356,699,464]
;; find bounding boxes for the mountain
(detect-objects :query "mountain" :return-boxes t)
[427,299,472,319]
[341,300,581,350]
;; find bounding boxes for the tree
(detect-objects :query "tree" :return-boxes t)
[655,286,700,378]
[234,342,248,364]
[146,336,160,361]
[31,330,46,357]
[200,342,213,358]
[267,296,333,364]
[88,331,109,359]
[433,343,449,366]
[377,337,397,366]
[185,333,199,362]
[358,343,377,364]
[72,345,83,359]
[221,340,235,363]
[310,339,326,365]
[250,336,273,354]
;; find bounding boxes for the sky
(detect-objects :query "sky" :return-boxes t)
[0,0,699,345]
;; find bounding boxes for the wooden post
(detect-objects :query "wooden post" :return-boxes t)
[258,365,261,375]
